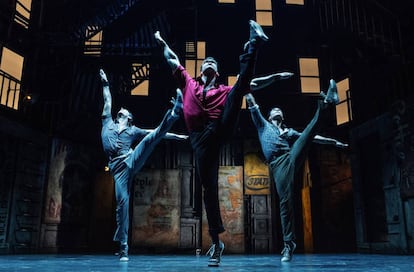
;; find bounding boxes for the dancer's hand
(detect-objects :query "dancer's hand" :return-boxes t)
[154,31,166,47]
[335,141,348,148]
[99,69,108,83]
[176,135,189,140]
[250,72,294,91]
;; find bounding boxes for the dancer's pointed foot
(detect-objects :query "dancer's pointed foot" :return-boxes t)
[323,79,339,104]
[249,20,269,44]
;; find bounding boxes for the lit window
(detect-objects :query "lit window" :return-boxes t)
[226,75,246,108]
[218,0,235,3]
[256,0,273,26]
[185,60,196,79]
[286,0,305,5]
[0,47,24,80]
[186,41,206,78]
[0,47,23,110]
[336,102,349,125]
[14,0,32,29]
[299,57,320,93]
[0,76,21,110]
[336,77,349,101]
[84,28,103,56]
[336,78,352,125]
[131,63,149,96]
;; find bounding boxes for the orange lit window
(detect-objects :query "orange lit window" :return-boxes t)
[336,78,352,125]
[0,47,23,110]
[84,28,103,56]
[226,75,247,109]
[286,0,305,5]
[218,0,235,3]
[131,63,149,96]
[185,41,206,78]
[256,0,273,27]
[14,0,32,29]
[299,57,320,93]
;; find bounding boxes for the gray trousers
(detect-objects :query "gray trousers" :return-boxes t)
[109,109,178,244]
[269,102,323,242]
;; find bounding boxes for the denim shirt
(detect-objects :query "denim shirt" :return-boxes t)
[101,114,147,160]
[249,105,301,162]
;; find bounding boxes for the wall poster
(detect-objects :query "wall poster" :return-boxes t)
[132,169,181,249]
[202,166,244,253]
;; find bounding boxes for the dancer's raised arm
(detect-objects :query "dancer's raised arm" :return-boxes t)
[154,31,180,71]
[99,69,111,116]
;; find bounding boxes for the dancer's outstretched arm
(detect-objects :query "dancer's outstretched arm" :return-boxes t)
[142,129,188,140]
[100,69,112,116]
[154,31,180,71]
[250,72,294,92]
[313,135,348,148]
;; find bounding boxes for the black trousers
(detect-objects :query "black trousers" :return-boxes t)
[190,47,258,238]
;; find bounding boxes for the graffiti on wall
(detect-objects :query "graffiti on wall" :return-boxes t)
[244,152,270,195]
[391,100,414,198]
[202,166,244,253]
[44,139,94,224]
[132,169,181,248]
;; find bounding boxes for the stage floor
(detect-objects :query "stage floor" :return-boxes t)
[0,253,413,271]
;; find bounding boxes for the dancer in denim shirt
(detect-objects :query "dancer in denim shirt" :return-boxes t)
[100,69,187,262]
[245,78,347,262]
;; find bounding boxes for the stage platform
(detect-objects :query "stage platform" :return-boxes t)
[0,253,413,271]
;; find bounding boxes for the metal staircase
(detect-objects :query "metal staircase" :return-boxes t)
[317,0,404,59]
[73,0,142,41]
[102,12,171,56]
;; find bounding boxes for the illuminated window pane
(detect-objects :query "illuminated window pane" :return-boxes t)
[16,0,31,20]
[336,102,349,125]
[299,58,319,77]
[13,87,20,110]
[227,76,238,86]
[87,31,102,44]
[227,76,246,109]
[84,29,102,56]
[7,89,15,108]
[0,47,24,80]
[196,60,203,77]
[14,0,32,28]
[1,77,10,105]
[256,0,272,10]
[186,39,206,77]
[337,78,349,102]
[286,0,305,5]
[218,0,235,3]
[197,42,206,59]
[131,81,149,96]
[185,59,196,78]
[256,11,273,26]
[185,42,196,58]
[131,63,149,96]
[300,77,320,93]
